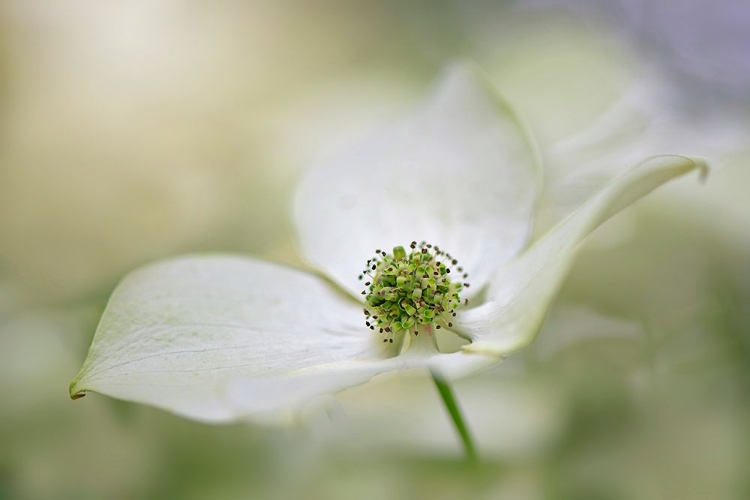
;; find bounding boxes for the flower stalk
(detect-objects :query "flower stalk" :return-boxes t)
[431,367,478,464]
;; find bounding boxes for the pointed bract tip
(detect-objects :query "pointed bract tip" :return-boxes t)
[695,158,709,184]
[69,379,86,400]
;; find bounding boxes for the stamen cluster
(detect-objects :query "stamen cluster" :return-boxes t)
[359,242,469,343]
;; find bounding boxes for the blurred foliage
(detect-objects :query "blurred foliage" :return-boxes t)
[0,1,748,499]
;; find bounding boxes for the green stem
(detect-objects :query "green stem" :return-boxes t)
[430,368,478,463]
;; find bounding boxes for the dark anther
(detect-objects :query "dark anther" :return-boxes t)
[463,273,468,279]
[381,251,386,257]
[452,259,457,265]
[358,275,363,280]
[371,265,376,270]
[365,281,371,286]
[436,324,441,329]
[448,322,453,327]
[389,339,393,343]
[383,339,387,343]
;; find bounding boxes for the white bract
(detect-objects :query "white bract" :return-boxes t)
[69,65,706,423]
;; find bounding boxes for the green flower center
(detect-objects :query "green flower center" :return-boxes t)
[360,241,469,343]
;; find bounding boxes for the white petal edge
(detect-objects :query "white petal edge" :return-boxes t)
[223,336,498,425]
[293,63,541,301]
[69,256,381,422]
[455,155,707,355]
[69,255,498,423]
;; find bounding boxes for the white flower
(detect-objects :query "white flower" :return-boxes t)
[69,65,705,423]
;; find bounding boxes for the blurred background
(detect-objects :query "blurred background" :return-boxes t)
[0,1,748,498]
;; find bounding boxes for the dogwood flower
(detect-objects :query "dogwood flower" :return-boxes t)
[69,65,705,423]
